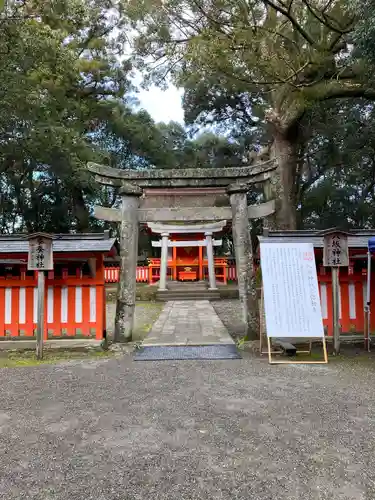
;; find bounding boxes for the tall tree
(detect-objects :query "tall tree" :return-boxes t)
[300,99,375,229]
[354,0,375,64]
[0,0,131,232]
[125,0,375,228]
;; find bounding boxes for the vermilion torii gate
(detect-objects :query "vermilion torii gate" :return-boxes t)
[87,162,276,342]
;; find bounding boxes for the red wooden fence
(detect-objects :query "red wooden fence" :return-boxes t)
[105,265,238,284]
[318,273,369,336]
[105,267,149,283]
[104,266,374,335]
[0,276,105,339]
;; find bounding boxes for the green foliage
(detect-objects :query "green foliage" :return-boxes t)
[300,99,375,229]
[126,0,367,113]
[353,0,375,64]
[125,0,375,229]
[0,0,133,232]
[1,0,375,234]
[0,0,255,234]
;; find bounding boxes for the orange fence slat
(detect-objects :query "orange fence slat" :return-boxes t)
[25,286,34,336]
[326,282,333,336]
[355,281,365,333]
[81,286,91,336]
[340,283,350,333]
[96,284,104,340]
[0,287,4,336]
[53,286,62,337]
[67,285,76,336]
[10,287,20,337]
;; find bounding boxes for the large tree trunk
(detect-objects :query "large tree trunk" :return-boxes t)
[265,112,300,230]
[72,186,90,232]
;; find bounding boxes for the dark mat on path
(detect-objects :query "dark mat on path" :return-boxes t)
[134,344,241,361]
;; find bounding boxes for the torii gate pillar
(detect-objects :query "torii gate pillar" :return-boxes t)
[228,184,258,340]
[114,184,142,342]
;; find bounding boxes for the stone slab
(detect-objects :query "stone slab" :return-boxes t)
[140,191,229,209]
[88,161,276,188]
[94,200,275,223]
[134,345,241,361]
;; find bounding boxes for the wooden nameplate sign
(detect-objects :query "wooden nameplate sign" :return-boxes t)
[259,242,328,364]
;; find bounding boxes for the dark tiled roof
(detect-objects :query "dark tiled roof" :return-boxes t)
[258,230,375,248]
[0,233,117,254]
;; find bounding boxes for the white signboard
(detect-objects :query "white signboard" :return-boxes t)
[28,236,53,271]
[323,233,349,267]
[260,242,324,338]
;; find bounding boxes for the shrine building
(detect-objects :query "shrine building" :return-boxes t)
[146,221,233,289]
[0,232,117,340]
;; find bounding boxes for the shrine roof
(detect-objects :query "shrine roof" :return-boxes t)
[0,233,117,254]
[258,229,375,248]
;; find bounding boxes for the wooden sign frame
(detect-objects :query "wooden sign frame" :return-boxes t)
[259,242,329,365]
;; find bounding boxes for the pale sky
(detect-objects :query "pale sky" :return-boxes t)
[136,85,184,124]
[131,69,185,124]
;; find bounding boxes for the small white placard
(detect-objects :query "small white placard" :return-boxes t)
[28,236,53,270]
[260,242,324,338]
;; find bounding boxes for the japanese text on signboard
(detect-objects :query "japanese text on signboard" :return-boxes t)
[260,242,324,339]
[28,236,53,270]
[323,233,349,267]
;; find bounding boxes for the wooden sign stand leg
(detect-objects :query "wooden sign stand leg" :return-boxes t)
[36,270,45,360]
[259,288,281,356]
[267,335,328,365]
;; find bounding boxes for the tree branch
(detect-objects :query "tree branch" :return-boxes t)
[321,84,375,101]
[262,0,315,45]
[217,66,283,87]
[322,0,335,14]
[301,0,354,35]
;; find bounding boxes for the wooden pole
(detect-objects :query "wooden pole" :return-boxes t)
[332,266,340,355]
[365,251,371,351]
[198,245,203,281]
[36,270,45,360]
[173,245,177,281]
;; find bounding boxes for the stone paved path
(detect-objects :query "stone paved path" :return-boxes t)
[143,300,235,346]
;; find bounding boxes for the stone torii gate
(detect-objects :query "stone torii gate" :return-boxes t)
[87,162,277,342]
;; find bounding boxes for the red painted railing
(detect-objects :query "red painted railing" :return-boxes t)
[105,267,149,283]
[228,266,237,281]
[105,265,238,283]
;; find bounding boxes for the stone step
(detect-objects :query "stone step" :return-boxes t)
[156,290,221,301]
[167,281,208,291]
[158,287,213,293]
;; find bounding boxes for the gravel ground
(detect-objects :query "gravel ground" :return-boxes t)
[212,299,245,336]
[0,353,374,499]
[106,301,163,341]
